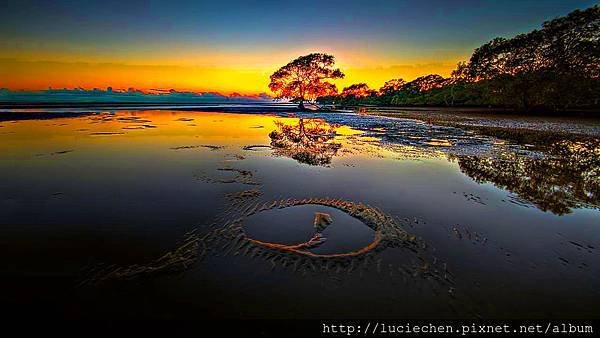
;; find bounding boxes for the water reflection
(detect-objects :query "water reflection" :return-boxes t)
[269,118,342,165]
[451,140,600,215]
[1,109,599,320]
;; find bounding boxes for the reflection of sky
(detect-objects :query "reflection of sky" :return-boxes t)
[0,0,596,93]
[1,110,599,318]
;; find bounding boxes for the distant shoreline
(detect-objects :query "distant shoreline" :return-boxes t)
[0,101,282,108]
[1,101,598,116]
[0,102,598,120]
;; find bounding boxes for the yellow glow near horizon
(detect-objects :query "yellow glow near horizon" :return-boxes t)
[0,52,463,95]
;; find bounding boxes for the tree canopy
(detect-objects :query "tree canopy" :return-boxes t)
[316,5,599,112]
[269,53,344,109]
[402,74,446,94]
[466,6,599,80]
[379,79,406,95]
[341,83,376,98]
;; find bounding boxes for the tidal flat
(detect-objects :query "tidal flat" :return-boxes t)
[0,108,598,319]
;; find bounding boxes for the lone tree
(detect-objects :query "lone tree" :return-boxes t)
[269,53,344,109]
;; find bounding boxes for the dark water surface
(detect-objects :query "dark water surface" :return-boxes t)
[0,109,598,319]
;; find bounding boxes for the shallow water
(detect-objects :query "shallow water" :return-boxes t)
[0,109,598,319]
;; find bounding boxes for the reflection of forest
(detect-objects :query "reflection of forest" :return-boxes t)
[269,118,341,165]
[451,140,600,215]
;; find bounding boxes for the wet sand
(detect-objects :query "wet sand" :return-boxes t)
[364,108,600,145]
[0,108,598,320]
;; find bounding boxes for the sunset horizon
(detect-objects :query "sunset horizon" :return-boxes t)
[1,0,595,95]
[0,57,464,96]
[1,0,599,334]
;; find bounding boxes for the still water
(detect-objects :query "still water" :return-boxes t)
[0,109,598,319]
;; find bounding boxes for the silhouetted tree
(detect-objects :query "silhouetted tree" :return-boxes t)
[269,53,344,109]
[450,62,471,84]
[463,5,599,110]
[315,5,599,111]
[341,83,376,98]
[379,78,406,95]
[441,62,471,106]
[402,74,446,94]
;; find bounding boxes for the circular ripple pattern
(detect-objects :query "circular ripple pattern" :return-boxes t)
[233,198,409,259]
[82,197,453,288]
[211,197,452,283]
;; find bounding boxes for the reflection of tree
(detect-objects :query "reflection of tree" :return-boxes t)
[452,140,600,215]
[269,118,341,166]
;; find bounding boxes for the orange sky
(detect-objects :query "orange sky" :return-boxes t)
[0,51,463,95]
[1,0,592,96]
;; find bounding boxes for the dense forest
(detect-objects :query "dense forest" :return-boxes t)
[317,6,599,112]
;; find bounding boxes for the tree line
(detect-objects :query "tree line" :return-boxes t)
[270,6,599,112]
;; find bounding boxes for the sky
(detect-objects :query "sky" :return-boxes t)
[0,0,596,95]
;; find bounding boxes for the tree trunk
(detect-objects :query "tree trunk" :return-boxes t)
[298,101,306,110]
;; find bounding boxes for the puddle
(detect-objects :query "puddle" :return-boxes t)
[244,204,375,255]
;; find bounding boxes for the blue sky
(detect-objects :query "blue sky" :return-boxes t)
[0,0,596,92]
